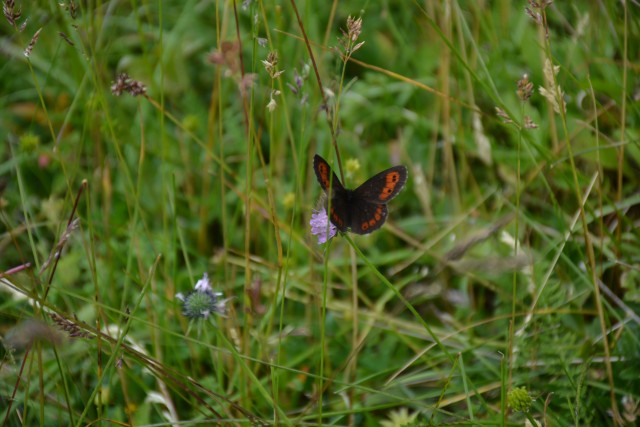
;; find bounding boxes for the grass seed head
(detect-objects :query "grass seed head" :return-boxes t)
[3,0,21,26]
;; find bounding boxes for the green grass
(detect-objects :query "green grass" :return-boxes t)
[1,1,639,425]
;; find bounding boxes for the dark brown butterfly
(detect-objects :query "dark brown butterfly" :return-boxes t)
[313,154,408,234]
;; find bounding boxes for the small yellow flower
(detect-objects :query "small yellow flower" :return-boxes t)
[283,192,295,208]
[20,133,40,152]
[346,158,360,175]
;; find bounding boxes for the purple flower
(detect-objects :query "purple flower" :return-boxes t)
[310,209,337,244]
[194,273,213,292]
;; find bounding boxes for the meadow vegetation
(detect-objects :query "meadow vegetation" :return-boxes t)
[1,1,639,425]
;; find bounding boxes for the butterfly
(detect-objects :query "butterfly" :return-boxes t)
[313,154,408,235]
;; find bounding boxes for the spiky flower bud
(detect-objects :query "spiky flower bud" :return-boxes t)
[176,273,229,320]
[508,386,534,413]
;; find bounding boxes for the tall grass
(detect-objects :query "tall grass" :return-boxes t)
[1,1,638,425]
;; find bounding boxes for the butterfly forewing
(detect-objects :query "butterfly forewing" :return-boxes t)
[313,154,349,232]
[354,165,408,203]
[313,155,344,194]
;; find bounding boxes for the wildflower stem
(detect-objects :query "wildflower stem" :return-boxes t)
[508,96,526,389]
[43,180,87,299]
[333,56,347,135]
[500,351,507,426]
[333,17,360,136]
[288,0,344,182]
[317,234,333,424]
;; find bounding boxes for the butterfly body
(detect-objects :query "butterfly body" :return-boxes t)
[313,154,408,234]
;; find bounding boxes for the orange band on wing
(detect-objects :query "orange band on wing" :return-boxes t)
[330,206,345,229]
[378,171,402,201]
[317,162,331,189]
[360,205,384,231]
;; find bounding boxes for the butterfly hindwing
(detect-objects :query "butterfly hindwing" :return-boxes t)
[328,189,350,232]
[349,201,388,234]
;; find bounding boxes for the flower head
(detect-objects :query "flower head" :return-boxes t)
[194,273,213,292]
[266,97,277,113]
[380,407,419,427]
[262,51,284,79]
[177,273,229,320]
[339,16,365,56]
[346,158,360,176]
[517,74,534,101]
[111,73,147,97]
[310,208,337,244]
[508,386,534,413]
[4,0,23,28]
[24,27,42,58]
[539,59,565,114]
